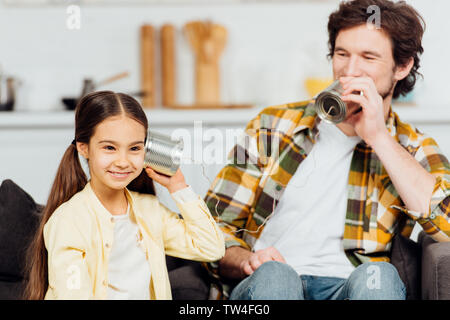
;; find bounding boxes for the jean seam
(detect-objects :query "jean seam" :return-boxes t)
[301,277,308,300]
[247,285,254,300]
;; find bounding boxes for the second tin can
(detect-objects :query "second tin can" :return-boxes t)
[314,79,347,124]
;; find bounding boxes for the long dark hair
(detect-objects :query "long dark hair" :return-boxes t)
[327,0,425,99]
[23,91,155,300]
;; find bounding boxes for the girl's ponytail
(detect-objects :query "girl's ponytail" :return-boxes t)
[23,142,87,300]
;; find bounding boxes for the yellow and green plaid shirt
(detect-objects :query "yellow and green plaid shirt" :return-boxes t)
[204,100,450,299]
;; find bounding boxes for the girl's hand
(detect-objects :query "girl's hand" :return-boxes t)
[144,167,188,194]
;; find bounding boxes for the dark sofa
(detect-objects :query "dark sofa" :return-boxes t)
[0,179,449,300]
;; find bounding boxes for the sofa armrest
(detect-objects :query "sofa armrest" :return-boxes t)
[419,231,450,300]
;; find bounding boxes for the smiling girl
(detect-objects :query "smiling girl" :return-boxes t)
[24,91,224,300]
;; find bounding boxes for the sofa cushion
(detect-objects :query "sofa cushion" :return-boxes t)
[419,231,450,300]
[390,232,421,300]
[0,280,26,300]
[166,255,210,300]
[0,179,42,281]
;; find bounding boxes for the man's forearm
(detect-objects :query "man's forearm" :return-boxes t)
[218,246,252,280]
[371,132,436,214]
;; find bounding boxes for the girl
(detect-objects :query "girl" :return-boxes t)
[24,91,225,300]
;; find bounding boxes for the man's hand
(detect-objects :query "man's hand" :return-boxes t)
[340,76,389,146]
[218,246,286,280]
[240,246,286,277]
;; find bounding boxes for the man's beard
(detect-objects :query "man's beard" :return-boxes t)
[379,77,396,99]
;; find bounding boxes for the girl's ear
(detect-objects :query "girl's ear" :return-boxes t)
[76,142,89,160]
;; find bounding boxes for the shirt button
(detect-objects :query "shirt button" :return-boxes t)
[110,217,114,223]
[105,243,110,249]
[430,213,436,219]
[276,185,282,191]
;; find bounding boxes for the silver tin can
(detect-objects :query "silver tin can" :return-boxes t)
[143,131,184,176]
[314,79,347,124]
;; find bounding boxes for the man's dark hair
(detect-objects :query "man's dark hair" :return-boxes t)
[327,0,425,99]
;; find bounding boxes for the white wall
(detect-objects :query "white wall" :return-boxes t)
[0,0,449,111]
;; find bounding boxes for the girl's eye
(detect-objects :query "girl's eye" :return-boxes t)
[104,145,115,151]
[130,146,141,151]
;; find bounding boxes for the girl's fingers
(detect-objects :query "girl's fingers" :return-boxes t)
[145,167,170,185]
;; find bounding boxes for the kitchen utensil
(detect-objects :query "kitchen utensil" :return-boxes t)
[80,72,130,98]
[161,24,176,107]
[96,71,129,87]
[141,24,156,108]
[62,90,145,111]
[184,20,227,106]
[80,78,96,98]
[0,76,17,111]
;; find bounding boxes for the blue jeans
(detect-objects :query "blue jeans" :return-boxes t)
[229,261,406,300]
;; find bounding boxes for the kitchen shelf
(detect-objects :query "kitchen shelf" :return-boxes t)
[0,104,448,129]
[0,107,264,129]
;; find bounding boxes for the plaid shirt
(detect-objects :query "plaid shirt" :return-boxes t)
[204,100,450,299]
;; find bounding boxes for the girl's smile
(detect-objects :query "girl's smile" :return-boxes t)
[107,170,133,180]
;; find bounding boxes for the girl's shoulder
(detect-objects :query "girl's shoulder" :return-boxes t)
[127,190,165,214]
[128,190,159,205]
[47,190,91,226]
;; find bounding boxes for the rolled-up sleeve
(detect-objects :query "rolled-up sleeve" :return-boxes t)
[392,135,450,242]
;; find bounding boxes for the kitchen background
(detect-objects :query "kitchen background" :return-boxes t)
[1,0,450,110]
[0,0,449,240]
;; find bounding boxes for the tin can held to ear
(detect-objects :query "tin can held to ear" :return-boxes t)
[143,131,184,176]
[314,79,347,124]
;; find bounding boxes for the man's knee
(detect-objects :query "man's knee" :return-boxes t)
[253,261,297,278]
[345,262,406,300]
[231,261,303,300]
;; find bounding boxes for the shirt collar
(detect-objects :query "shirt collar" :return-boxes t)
[84,181,137,222]
[385,106,397,138]
[292,101,320,141]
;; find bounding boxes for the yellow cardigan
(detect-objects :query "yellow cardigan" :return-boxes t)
[43,182,225,300]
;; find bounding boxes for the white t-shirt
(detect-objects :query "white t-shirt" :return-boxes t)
[106,186,198,300]
[107,204,151,300]
[253,120,361,279]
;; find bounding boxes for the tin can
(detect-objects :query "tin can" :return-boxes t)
[314,79,347,124]
[143,131,183,176]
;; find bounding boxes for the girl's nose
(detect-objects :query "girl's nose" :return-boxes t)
[114,153,130,168]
